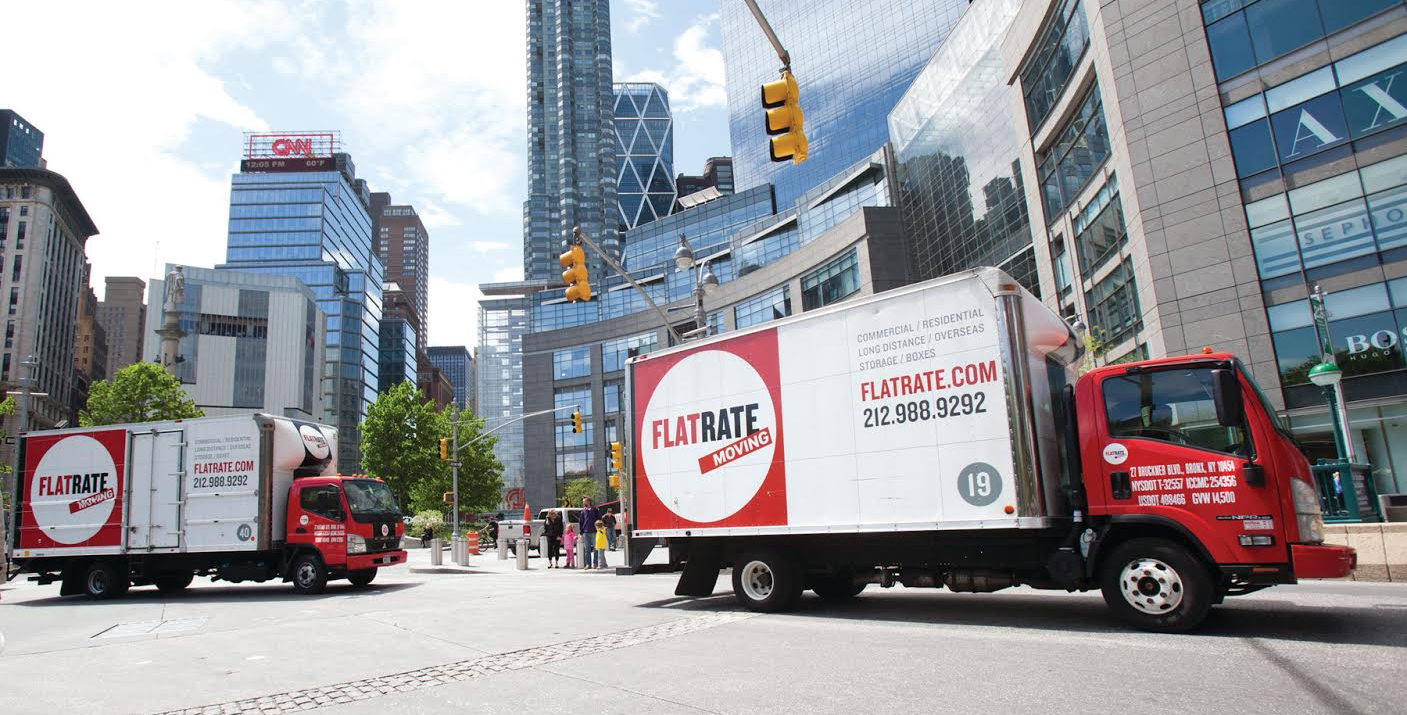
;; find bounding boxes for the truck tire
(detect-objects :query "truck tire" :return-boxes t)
[347,569,377,587]
[731,548,802,613]
[155,573,194,593]
[83,561,129,600]
[811,574,866,601]
[289,554,328,595]
[1100,538,1213,633]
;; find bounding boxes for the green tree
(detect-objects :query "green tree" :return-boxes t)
[564,476,602,507]
[360,382,502,516]
[80,363,203,427]
[0,396,12,514]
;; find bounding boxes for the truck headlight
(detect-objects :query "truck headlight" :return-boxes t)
[1290,478,1325,544]
[347,533,367,554]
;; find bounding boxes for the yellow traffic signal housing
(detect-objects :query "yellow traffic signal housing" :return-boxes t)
[760,71,807,164]
[443,491,453,504]
[439,437,449,460]
[608,474,620,489]
[559,244,592,302]
[571,410,584,434]
[610,441,623,471]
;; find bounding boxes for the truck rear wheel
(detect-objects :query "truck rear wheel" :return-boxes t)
[83,561,129,600]
[155,573,194,593]
[347,569,376,587]
[289,554,328,595]
[731,548,801,613]
[1100,538,1213,633]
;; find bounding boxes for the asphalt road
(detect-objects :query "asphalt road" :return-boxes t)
[1,548,1404,715]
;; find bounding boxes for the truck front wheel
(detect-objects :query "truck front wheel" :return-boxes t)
[289,554,328,595]
[83,561,129,600]
[1100,538,1213,633]
[731,548,801,613]
[347,569,376,587]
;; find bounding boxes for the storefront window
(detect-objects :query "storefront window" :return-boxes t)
[1206,12,1256,81]
[1295,198,1374,269]
[1286,403,1406,495]
[1229,119,1278,177]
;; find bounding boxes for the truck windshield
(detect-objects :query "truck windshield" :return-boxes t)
[344,480,401,519]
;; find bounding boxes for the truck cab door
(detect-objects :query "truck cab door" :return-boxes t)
[288,482,348,567]
[1091,364,1287,565]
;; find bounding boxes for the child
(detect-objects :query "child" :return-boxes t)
[563,523,578,569]
[593,519,609,569]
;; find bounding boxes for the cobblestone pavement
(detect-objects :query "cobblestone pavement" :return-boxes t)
[150,611,756,715]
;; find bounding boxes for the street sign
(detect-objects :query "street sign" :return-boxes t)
[449,461,462,468]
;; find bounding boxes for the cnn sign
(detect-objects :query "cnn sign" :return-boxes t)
[245,132,338,160]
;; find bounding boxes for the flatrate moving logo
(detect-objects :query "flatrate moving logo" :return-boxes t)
[29,435,120,546]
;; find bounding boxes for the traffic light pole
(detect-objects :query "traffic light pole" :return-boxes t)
[451,405,460,537]
[741,0,790,69]
[572,227,686,344]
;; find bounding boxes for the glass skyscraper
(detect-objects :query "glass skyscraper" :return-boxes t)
[427,345,474,413]
[524,0,618,281]
[719,0,966,210]
[613,82,676,230]
[477,288,532,509]
[220,154,383,471]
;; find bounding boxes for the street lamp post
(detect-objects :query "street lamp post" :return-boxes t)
[1307,361,1353,463]
[673,234,719,339]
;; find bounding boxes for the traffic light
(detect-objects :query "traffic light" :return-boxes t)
[610,441,623,471]
[439,437,449,460]
[443,491,453,504]
[559,243,591,302]
[608,474,620,489]
[571,410,583,434]
[761,70,807,164]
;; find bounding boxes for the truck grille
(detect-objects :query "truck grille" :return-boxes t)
[368,536,399,552]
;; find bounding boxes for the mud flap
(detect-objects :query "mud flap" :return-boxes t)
[674,541,721,597]
[59,562,84,596]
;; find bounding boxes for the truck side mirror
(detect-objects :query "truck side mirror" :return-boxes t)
[1212,368,1243,427]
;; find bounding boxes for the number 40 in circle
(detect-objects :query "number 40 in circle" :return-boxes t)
[957,462,1002,507]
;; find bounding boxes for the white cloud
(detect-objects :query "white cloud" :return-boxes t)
[624,14,727,112]
[472,241,512,253]
[620,0,660,33]
[493,266,525,283]
[428,277,485,349]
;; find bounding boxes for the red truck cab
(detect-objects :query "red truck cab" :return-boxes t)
[1076,353,1354,626]
[284,476,406,593]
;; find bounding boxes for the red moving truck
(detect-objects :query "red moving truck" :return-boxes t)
[625,268,1355,632]
[5,414,406,599]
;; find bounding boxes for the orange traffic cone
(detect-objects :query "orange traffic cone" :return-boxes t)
[523,504,531,536]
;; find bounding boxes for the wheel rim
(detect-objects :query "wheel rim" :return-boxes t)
[739,560,775,601]
[87,569,108,594]
[296,562,318,588]
[1118,557,1184,614]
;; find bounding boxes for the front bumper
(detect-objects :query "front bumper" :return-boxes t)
[346,550,407,570]
[1291,543,1356,579]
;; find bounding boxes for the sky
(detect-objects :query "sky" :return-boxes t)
[4,0,731,349]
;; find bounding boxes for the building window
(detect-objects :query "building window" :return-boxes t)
[1052,238,1074,296]
[1021,0,1090,132]
[1202,0,1397,81]
[552,346,591,380]
[1266,279,1407,388]
[1037,83,1110,221]
[1084,259,1141,347]
[801,248,861,311]
[1245,153,1407,279]
[601,332,658,372]
[603,381,622,414]
[1072,175,1126,274]
[734,286,791,329]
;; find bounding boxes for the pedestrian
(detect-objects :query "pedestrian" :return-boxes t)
[602,508,618,551]
[420,525,432,549]
[486,517,499,549]
[543,510,564,568]
[593,519,609,569]
[563,522,578,569]
[579,497,601,569]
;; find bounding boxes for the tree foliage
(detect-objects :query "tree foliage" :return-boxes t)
[80,363,203,427]
[360,382,502,515]
[564,477,602,507]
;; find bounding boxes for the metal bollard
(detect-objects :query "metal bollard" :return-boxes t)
[451,537,462,565]
[498,535,508,560]
[429,538,443,565]
[516,539,530,570]
[575,535,586,567]
[460,535,472,566]
[539,535,549,558]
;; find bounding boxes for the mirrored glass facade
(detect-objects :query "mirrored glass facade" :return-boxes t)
[377,318,416,393]
[720,0,966,210]
[220,166,381,471]
[477,295,529,506]
[426,345,474,413]
[524,0,618,281]
[614,83,676,230]
[889,0,1038,293]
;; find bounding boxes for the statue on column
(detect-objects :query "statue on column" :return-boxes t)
[164,265,185,312]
